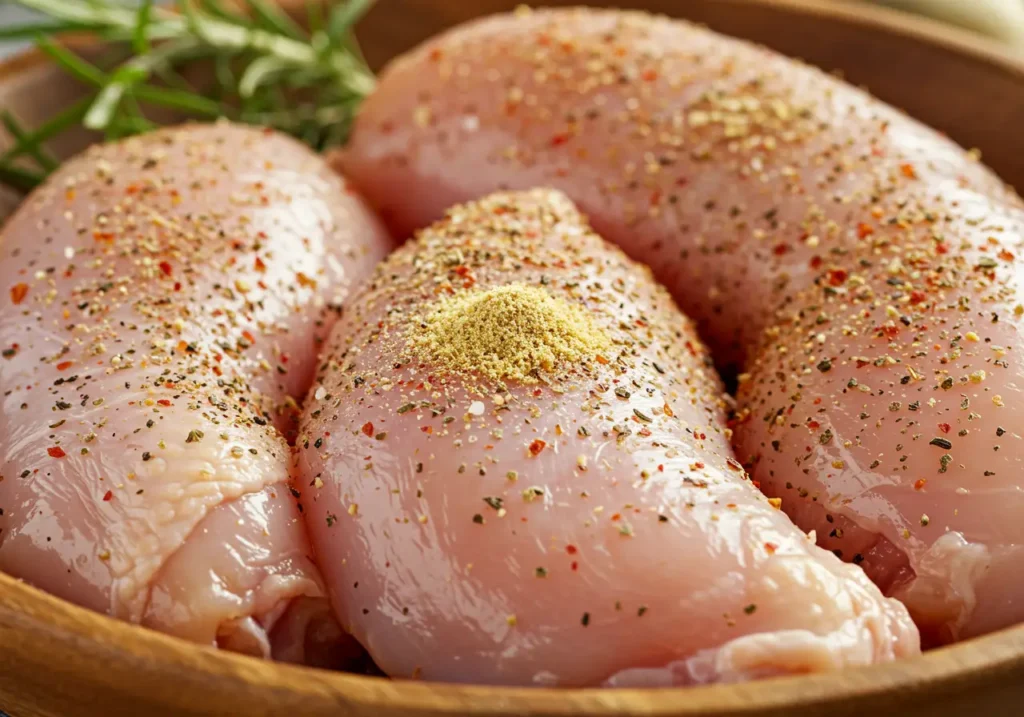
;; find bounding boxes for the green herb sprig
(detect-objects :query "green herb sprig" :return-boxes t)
[0,0,378,194]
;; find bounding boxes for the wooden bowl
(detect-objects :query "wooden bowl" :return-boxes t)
[2,1,1024,715]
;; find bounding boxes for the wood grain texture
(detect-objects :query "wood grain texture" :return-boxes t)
[2,1,1024,715]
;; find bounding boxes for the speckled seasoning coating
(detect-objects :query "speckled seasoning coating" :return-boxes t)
[296,188,917,686]
[0,122,392,658]
[339,7,1024,644]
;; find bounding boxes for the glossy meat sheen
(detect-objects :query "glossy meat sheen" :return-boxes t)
[297,189,917,687]
[340,7,1024,642]
[733,190,1024,644]
[340,6,1019,366]
[0,123,391,657]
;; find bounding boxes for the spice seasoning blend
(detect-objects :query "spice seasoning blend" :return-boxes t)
[296,189,917,686]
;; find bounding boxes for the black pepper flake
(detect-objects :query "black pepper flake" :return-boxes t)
[314,437,323,449]
[142,452,152,461]
[816,359,832,373]
[397,402,416,414]
[55,401,72,410]
[614,387,631,399]
[535,567,548,578]
[996,427,1006,437]
[819,429,833,445]
[472,513,484,524]
[652,362,665,374]
[929,437,952,450]
[633,408,652,423]
[326,512,337,527]
[743,604,757,615]
[581,612,590,627]
[940,377,954,390]
[185,429,204,443]
[637,606,648,617]
[483,496,504,510]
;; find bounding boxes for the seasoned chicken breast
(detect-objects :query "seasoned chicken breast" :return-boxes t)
[339,6,1024,641]
[296,189,918,686]
[0,122,391,659]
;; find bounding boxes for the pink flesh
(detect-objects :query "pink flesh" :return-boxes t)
[0,123,392,656]
[339,7,1019,368]
[339,7,1024,641]
[296,189,917,686]
[733,198,1024,644]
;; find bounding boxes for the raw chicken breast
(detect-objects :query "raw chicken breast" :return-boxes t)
[339,6,1019,367]
[733,193,1024,644]
[339,7,1024,641]
[296,189,917,686]
[0,123,391,659]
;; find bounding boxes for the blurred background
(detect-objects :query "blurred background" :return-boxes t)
[2,0,1024,58]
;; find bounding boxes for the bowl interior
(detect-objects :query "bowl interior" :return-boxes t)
[2,1,1024,716]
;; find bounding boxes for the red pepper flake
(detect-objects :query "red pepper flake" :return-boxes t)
[641,68,658,82]
[550,133,570,147]
[1000,249,1015,262]
[772,242,789,256]
[56,360,73,371]
[877,324,900,340]
[914,478,927,491]
[296,272,317,289]
[241,330,256,344]
[361,422,374,437]
[827,269,848,286]
[936,242,949,255]
[764,542,778,554]
[420,425,432,434]
[428,48,444,61]
[157,399,172,407]
[938,423,951,434]
[102,490,113,502]
[10,283,28,304]
[528,439,547,456]
[856,223,874,239]
[158,261,173,277]
[900,163,917,179]
[254,257,267,273]
[47,446,66,458]
[809,255,823,270]
[909,290,927,304]
[566,544,578,555]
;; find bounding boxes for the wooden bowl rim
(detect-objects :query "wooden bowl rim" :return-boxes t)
[2,0,1024,714]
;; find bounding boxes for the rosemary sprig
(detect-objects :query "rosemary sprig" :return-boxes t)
[0,0,378,194]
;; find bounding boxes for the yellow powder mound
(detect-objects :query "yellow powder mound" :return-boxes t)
[409,283,611,383]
